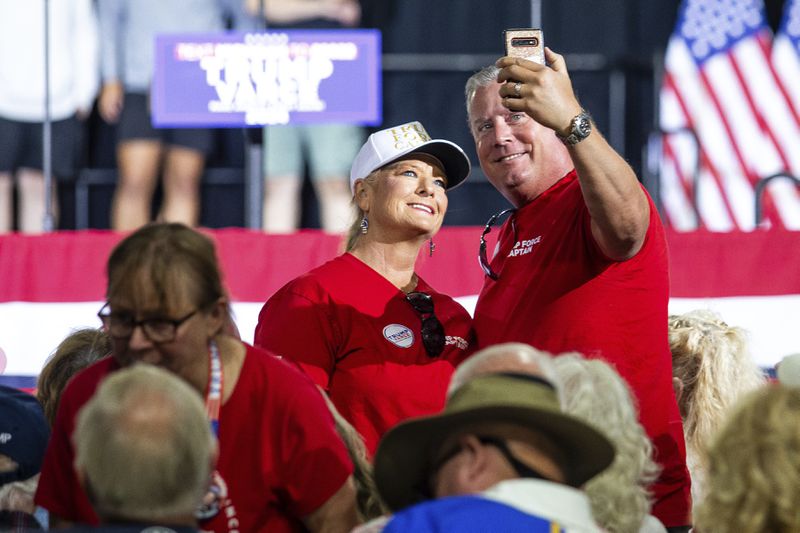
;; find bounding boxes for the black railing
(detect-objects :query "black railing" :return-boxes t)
[754,173,800,227]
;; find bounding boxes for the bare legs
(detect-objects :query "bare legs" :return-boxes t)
[111,140,204,231]
[0,168,57,234]
[262,176,301,233]
[314,178,351,233]
[262,176,351,234]
[160,146,203,226]
[112,140,160,231]
[0,172,11,233]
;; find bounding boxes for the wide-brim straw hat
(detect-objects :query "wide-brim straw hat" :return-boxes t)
[374,373,615,511]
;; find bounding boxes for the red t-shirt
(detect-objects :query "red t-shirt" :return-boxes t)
[254,253,473,455]
[34,343,353,533]
[473,171,690,527]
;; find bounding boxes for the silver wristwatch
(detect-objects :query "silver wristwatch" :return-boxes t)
[556,110,592,145]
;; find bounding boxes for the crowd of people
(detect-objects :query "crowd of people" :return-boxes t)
[0,0,358,234]
[2,31,799,533]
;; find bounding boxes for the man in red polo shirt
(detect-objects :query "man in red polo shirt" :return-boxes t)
[465,49,691,530]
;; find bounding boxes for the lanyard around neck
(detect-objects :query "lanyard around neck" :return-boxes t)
[206,339,223,437]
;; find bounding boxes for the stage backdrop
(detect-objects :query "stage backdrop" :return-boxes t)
[2,227,799,387]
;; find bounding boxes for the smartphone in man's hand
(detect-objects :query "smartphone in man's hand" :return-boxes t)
[503,28,545,65]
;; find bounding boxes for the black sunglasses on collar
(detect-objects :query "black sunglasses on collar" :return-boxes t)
[405,291,446,357]
[478,208,516,280]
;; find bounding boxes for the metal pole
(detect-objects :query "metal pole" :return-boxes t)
[243,0,267,229]
[42,0,55,231]
[530,0,542,27]
[609,69,626,155]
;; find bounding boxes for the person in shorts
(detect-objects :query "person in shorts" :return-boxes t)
[0,0,99,233]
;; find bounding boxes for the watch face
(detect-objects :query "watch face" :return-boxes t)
[558,111,592,145]
[576,116,591,136]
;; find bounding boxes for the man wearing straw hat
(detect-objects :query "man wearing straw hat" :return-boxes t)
[371,343,614,532]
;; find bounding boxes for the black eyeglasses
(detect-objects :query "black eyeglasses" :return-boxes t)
[417,435,548,500]
[479,208,516,280]
[405,292,445,358]
[97,303,199,344]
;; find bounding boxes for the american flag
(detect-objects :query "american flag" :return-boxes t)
[773,0,800,115]
[658,0,800,231]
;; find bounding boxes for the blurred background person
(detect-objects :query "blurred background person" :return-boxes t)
[71,364,215,532]
[245,0,364,233]
[37,328,111,428]
[775,352,800,387]
[693,385,800,533]
[668,309,766,505]
[0,328,111,528]
[0,0,99,234]
[35,223,358,532]
[255,121,473,455]
[98,0,236,231]
[554,353,665,533]
[0,385,50,530]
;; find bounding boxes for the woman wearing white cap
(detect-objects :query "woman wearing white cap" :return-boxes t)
[255,121,474,455]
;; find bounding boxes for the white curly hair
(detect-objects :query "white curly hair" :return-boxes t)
[553,353,660,533]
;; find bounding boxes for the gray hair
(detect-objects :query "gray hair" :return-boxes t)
[74,364,215,522]
[554,354,660,533]
[449,342,560,399]
[464,65,500,125]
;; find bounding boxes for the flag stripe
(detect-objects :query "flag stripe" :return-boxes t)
[762,33,800,126]
[663,70,740,226]
[725,43,785,227]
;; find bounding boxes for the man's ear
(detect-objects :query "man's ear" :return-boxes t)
[458,435,496,492]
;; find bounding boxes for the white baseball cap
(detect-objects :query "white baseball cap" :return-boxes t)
[349,121,471,193]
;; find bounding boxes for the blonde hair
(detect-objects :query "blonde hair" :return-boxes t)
[74,365,215,522]
[668,310,765,502]
[37,328,111,427]
[554,354,659,533]
[694,385,800,533]
[322,393,388,520]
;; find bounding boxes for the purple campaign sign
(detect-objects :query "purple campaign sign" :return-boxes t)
[152,30,381,127]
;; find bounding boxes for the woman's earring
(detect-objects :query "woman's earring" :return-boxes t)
[429,238,436,257]
[360,215,369,234]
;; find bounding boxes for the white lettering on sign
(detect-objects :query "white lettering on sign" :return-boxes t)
[187,34,360,124]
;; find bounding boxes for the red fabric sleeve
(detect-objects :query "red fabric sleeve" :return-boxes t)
[271,364,353,517]
[254,285,339,391]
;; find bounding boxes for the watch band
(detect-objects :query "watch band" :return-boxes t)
[556,110,592,146]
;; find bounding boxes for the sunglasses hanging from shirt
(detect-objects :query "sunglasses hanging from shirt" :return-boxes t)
[478,208,517,280]
[405,292,446,357]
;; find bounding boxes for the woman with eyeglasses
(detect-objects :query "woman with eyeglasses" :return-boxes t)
[35,223,359,532]
[255,121,474,455]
